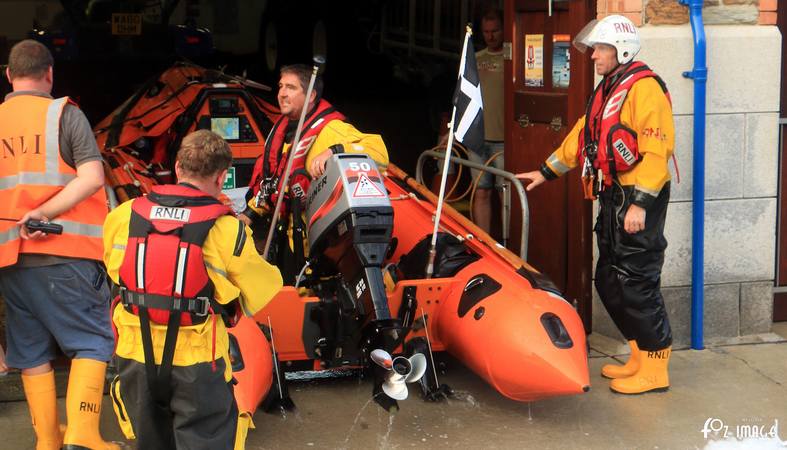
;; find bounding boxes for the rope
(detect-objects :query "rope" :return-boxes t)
[428,142,470,202]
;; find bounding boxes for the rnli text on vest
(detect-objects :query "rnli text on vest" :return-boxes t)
[150,206,191,222]
[613,139,637,166]
[2,135,42,158]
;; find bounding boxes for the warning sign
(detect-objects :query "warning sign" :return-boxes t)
[352,173,385,198]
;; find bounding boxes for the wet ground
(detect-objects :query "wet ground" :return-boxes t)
[1,329,786,450]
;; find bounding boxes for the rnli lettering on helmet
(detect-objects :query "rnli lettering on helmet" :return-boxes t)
[613,138,637,166]
[150,206,191,222]
[614,22,636,34]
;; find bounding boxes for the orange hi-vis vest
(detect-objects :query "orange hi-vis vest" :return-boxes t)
[0,94,107,267]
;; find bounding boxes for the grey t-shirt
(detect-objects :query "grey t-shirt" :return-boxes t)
[3,91,103,267]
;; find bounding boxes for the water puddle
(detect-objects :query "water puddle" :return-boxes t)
[378,410,396,448]
[271,404,303,424]
[339,394,382,449]
[446,389,479,408]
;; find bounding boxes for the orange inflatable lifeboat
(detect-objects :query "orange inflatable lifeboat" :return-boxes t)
[256,155,589,406]
[96,64,589,416]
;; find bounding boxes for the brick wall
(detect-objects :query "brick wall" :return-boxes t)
[598,0,776,25]
[758,0,777,24]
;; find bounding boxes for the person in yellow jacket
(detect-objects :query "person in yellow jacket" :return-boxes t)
[0,40,119,450]
[516,15,674,395]
[241,64,389,281]
[103,130,283,449]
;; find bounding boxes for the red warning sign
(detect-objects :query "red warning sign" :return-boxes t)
[352,173,385,198]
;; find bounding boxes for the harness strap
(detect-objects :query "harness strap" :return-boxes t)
[137,306,181,407]
[157,310,181,400]
[120,288,210,316]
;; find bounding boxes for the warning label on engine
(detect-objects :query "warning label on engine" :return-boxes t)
[352,173,385,198]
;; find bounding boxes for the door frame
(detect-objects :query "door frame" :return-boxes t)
[503,0,595,329]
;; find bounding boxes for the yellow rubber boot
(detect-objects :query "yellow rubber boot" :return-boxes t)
[234,412,255,450]
[21,371,64,450]
[610,346,671,394]
[63,359,121,450]
[601,340,640,379]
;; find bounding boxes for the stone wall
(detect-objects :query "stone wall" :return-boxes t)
[588,5,782,346]
[598,0,777,25]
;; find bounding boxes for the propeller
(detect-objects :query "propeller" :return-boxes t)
[370,349,428,401]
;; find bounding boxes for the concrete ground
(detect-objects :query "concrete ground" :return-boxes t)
[1,326,786,450]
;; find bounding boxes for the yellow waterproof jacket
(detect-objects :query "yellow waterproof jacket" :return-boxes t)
[247,119,389,216]
[543,76,674,202]
[103,200,283,381]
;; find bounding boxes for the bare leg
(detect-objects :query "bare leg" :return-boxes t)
[0,345,7,374]
[473,188,493,233]
[22,362,52,376]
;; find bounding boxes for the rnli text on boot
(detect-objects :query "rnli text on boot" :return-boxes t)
[79,401,100,414]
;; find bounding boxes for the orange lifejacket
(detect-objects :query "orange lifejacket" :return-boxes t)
[577,62,671,189]
[248,99,345,214]
[0,95,108,267]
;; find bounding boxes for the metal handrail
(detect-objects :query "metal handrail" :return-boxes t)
[415,150,529,260]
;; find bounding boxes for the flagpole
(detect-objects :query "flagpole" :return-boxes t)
[426,25,472,279]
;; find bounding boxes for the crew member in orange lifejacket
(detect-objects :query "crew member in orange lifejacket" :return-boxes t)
[0,40,120,450]
[103,130,283,449]
[516,15,675,395]
[240,64,388,281]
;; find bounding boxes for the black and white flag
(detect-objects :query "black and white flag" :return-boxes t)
[452,28,485,153]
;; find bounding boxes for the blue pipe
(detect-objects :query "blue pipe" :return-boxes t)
[679,0,707,350]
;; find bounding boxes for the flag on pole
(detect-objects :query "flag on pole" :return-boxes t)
[452,29,485,153]
[426,25,484,279]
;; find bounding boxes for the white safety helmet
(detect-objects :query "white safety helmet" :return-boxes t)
[573,15,641,65]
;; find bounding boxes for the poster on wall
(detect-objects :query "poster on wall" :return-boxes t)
[524,34,544,87]
[552,34,571,89]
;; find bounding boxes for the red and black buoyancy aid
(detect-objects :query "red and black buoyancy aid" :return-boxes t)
[577,61,671,188]
[248,99,345,213]
[117,183,233,404]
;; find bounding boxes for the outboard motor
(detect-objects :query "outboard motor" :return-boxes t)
[306,154,427,409]
[305,154,394,324]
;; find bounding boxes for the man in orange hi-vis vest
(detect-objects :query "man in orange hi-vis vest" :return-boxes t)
[0,40,120,450]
